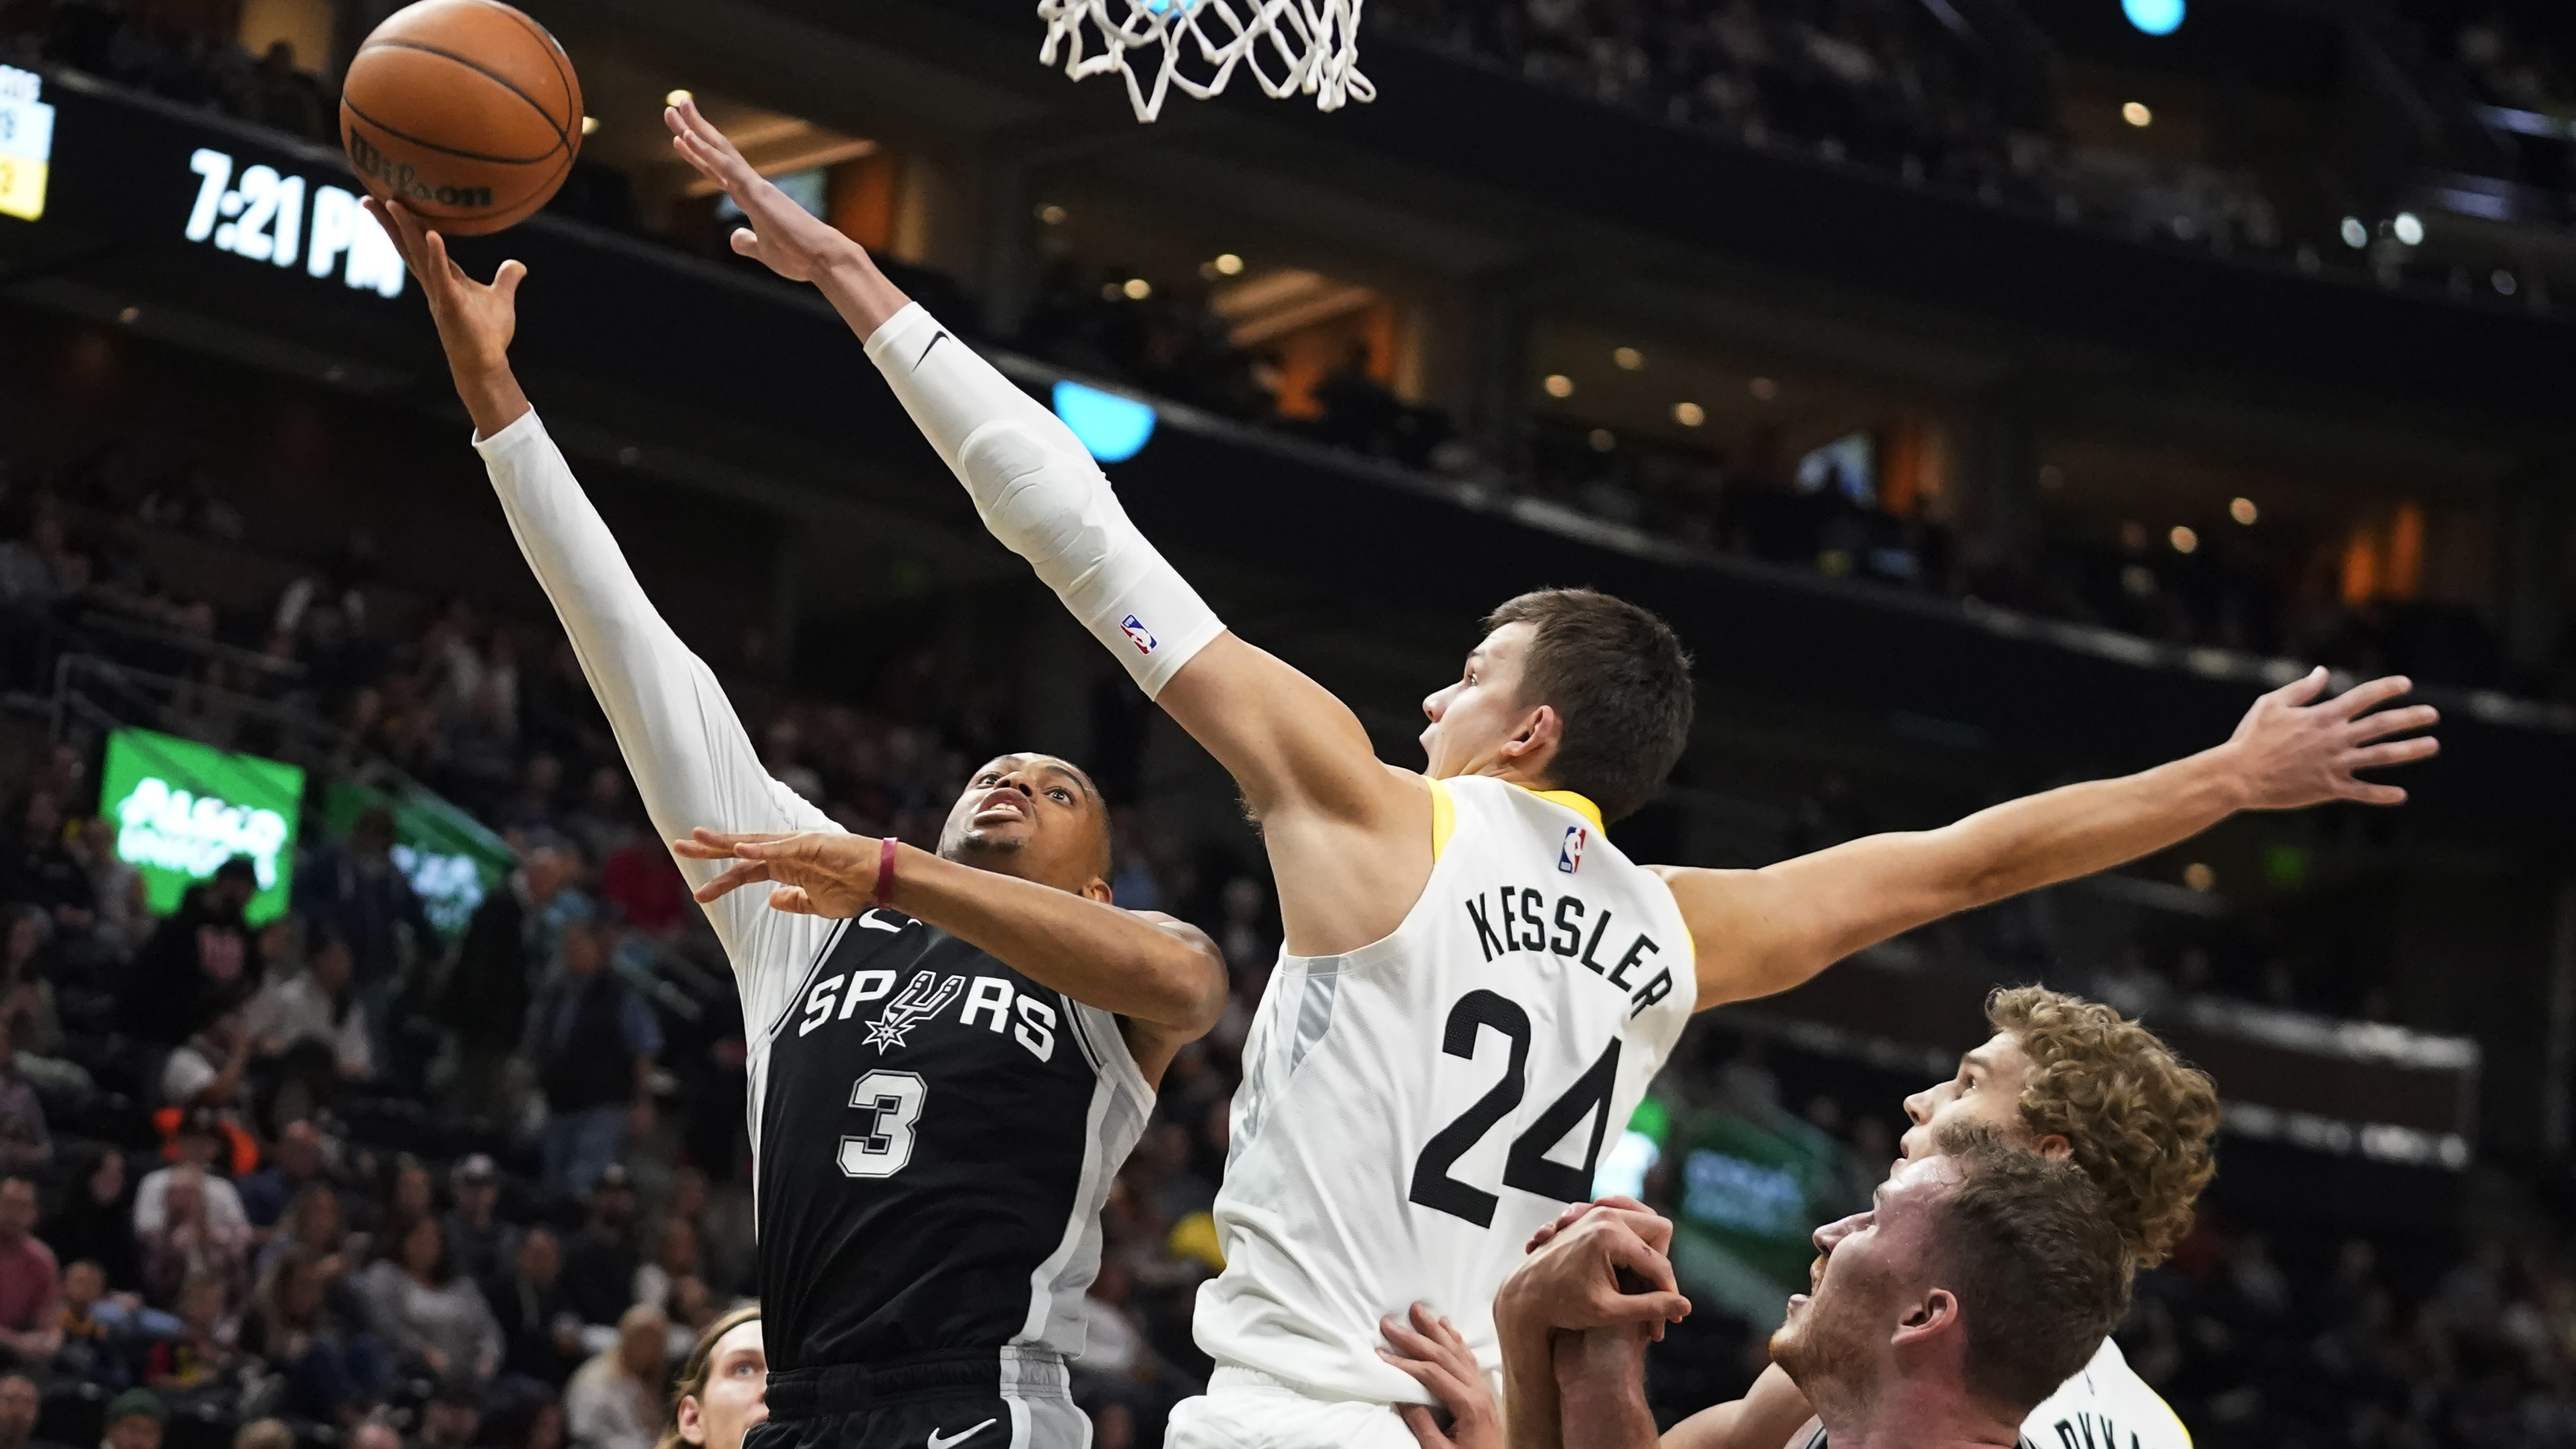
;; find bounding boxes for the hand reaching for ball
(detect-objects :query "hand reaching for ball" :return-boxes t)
[364,196,532,439]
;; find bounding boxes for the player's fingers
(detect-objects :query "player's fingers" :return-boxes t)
[1391,1405,1448,1449]
[690,860,773,904]
[492,259,527,303]
[1376,1351,1475,1421]
[1591,1195,1651,1213]
[2347,703,2440,744]
[769,885,818,915]
[1591,1288,1691,1326]
[1602,1229,1679,1295]
[2264,665,2327,708]
[2327,675,2412,720]
[730,227,762,258]
[1596,1206,1672,1254]
[2345,738,2440,771]
[2337,781,2409,807]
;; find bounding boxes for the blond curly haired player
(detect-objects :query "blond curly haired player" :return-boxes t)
[1454,988,2215,1449]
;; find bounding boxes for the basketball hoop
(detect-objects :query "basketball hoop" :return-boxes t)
[1036,0,1374,124]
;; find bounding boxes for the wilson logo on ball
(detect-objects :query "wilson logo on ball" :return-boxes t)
[345,133,494,211]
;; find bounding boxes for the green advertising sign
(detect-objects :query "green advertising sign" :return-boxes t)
[322,779,516,937]
[98,727,304,926]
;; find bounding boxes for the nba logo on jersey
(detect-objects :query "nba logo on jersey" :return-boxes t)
[1121,614,1158,655]
[1558,824,1588,874]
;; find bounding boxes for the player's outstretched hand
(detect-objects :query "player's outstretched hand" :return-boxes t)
[364,197,522,377]
[663,95,858,283]
[1497,1203,1689,1339]
[675,827,883,918]
[1378,1304,1502,1449]
[2222,667,2440,810]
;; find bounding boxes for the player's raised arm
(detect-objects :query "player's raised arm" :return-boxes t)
[673,826,1227,1084]
[366,199,835,997]
[1664,667,2441,1010]
[660,101,1425,954]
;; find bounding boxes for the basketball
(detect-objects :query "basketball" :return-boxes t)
[338,0,582,236]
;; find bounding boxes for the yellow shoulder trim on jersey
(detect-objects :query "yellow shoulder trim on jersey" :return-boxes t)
[2153,1387,2193,1449]
[1529,788,1605,834]
[1428,777,1456,863]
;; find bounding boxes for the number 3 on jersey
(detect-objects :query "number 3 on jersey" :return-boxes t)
[840,1070,927,1178]
[1410,990,1622,1228]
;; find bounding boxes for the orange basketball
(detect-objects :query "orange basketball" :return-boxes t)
[339,0,582,236]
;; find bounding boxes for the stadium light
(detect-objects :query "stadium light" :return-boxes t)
[2392,211,2424,246]
[2122,101,2152,128]
[1051,381,1157,463]
[2339,217,2368,249]
[2123,0,2184,36]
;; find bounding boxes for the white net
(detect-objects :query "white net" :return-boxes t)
[1036,0,1374,123]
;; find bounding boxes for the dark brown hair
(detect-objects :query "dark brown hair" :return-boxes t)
[1484,589,1693,823]
[1930,1142,2131,1418]
[1985,986,2220,1268]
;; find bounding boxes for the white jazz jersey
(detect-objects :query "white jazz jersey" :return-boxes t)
[2021,1338,2192,1449]
[1193,773,1697,1403]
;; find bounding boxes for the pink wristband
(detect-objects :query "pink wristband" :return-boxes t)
[875,836,899,910]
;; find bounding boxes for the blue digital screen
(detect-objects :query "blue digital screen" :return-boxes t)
[2124,0,2184,36]
[1052,381,1158,463]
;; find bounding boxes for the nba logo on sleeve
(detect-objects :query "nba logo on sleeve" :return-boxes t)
[1558,825,1588,874]
[1121,615,1158,655]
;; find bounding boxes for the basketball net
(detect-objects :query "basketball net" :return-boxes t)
[1036,0,1374,123]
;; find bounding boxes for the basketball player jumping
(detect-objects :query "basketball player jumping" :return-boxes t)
[1435,986,2213,1449]
[663,97,2439,1449]
[366,197,1228,1449]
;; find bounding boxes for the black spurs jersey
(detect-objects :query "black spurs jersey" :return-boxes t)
[751,908,1154,1371]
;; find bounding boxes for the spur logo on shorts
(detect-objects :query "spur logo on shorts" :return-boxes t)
[863,970,966,1052]
[1120,614,1158,655]
[1558,824,1589,875]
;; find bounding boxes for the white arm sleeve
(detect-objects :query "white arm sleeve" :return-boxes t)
[862,304,1223,698]
[473,410,836,1031]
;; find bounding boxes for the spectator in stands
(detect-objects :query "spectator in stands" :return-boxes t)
[243,921,373,1111]
[124,857,263,1046]
[77,818,148,952]
[44,1148,137,1293]
[528,916,660,1197]
[293,806,436,1056]
[2,791,93,922]
[564,1304,666,1449]
[0,1369,64,1449]
[0,1025,47,1171]
[487,1392,567,1449]
[138,1163,249,1310]
[349,1419,400,1449]
[597,836,689,939]
[0,910,68,1064]
[361,1213,502,1386]
[0,1180,60,1369]
[233,1421,291,1449]
[559,1168,640,1334]
[440,844,581,1120]
[52,1259,130,1391]
[241,1242,383,1424]
[160,1011,255,1122]
[234,41,327,140]
[255,1182,345,1285]
[487,1225,580,1388]
[143,1270,237,1392]
[101,1390,164,1449]
[237,1121,328,1232]
[442,1155,513,1289]
[420,1383,482,1449]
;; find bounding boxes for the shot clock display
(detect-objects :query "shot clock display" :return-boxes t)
[0,64,55,222]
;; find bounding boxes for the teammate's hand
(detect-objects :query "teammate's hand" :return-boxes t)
[1378,1304,1502,1449]
[1525,1194,1652,1253]
[364,197,522,379]
[663,95,861,283]
[1496,1204,1689,1339]
[675,827,884,918]
[2221,668,2439,809]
